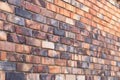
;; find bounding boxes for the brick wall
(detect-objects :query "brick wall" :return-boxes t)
[0,0,120,80]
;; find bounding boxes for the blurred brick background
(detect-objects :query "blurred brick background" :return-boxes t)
[0,0,120,80]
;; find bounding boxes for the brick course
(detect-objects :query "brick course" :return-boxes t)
[0,0,120,80]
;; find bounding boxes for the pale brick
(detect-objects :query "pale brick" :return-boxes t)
[65,31,75,39]
[0,31,7,40]
[42,41,54,49]
[0,1,13,13]
[55,74,65,80]
[77,75,85,80]
[66,75,76,80]
[26,73,40,80]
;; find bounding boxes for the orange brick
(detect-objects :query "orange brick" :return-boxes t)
[49,66,61,73]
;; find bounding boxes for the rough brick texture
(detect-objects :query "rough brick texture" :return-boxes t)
[0,0,120,80]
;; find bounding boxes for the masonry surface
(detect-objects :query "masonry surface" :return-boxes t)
[0,0,120,80]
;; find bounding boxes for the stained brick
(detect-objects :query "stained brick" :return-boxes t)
[32,0,46,8]
[33,65,49,73]
[59,22,71,31]
[55,43,67,51]
[48,50,60,58]
[15,7,32,19]
[54,28,65,36]
[3,23,15,32]
[31,47,48,56]
[47,18,59,27]
[32,13,46,23]
[26,37,41,47]
[25,55,41,63]
[40,74,55,80]
[61,52,72,60]
[8,0,24,6]
[7,14,25,26]
[75,21,85,28]
[17,63,33,72]
[16,27,32,36]
[32,30,46,39]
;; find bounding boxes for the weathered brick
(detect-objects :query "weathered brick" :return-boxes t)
[7,53,25,62]
[7,33,26,44]
[55,74,65,80]
[7,14,25,26]
[65,31,75,39]
[26,37,41,47]
[16,26,32,36]
[48,50,60,58]
[3,23,15,32]
[42,57,54,65]
[33,65,49,73]
[55,59,66,66]
[31,47,48,56]
[0,61,16,70]
[0,12,6,20]
[42,41,54,49]
[40,74,55,80]
[25,1,41,13]
[0,1,13,13]
[67,46,74,53]
[8,0,24,6]
[6,72,25,80]
[55,43,67,51]
[25,55,41,63]
[32,0,46,8]
[61,52,72,60]
[66,75,76,80]
[32,13,46,23]
[17,63,33,72]
[77,75,85,80]
[32,30,46,39]
[59,22,71,31]
[62,67,72,74]
[54,28,65,36]
[40,25,54,33]
[80,4,89,12]
[47,18,59,27]
[47,34,60,42]
[25,19,41,30]
[75,21,85,28]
